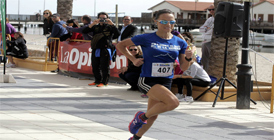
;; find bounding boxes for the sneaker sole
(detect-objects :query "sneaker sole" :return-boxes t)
[128,111,143,134]
[88,83,98,86]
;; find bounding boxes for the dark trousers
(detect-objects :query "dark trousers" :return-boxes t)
[49,40,59,61]
[119,72,140,89]
[172,78,210,96]
[92,48,110,85]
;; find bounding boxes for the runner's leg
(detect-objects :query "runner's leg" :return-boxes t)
[134,84,179,137]
[135,97,159,137]
[145,84,179,118]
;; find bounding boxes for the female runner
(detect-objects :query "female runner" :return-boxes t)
[116,9,193,140]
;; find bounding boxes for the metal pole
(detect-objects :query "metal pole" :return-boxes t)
[94,0,96,16]
[236,2,253,109]
[18,0,20,31]
[271,65,274,113]
[115,4,118,27]
[44,0,45,11]
[4,0,7,74]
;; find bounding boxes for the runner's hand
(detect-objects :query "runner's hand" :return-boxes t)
[133,58,144,67]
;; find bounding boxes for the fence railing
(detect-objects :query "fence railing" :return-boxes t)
[0,33,11,56]
[271,65,274,113]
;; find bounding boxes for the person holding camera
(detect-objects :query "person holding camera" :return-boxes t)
[83,12,120,87]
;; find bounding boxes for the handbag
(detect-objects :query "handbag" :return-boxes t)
[90,33,104,49]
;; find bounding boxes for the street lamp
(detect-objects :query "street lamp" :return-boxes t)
[44,0,45,11]
[18,0,20,31]
[94,0,96,16]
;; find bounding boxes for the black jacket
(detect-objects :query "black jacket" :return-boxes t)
[83,24,120,49]
[127,55,143,73]
[118,24,137,41]
[6,38,28,59]
[43,17,54,35]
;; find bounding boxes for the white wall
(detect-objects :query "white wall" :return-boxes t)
[150,2,181,18]
[252,2,274,21]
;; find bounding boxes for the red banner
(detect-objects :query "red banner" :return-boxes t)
[58,41,128,78]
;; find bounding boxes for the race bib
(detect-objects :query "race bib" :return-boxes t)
[151,63,173,77]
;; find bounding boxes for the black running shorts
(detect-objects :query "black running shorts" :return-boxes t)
[137,77,172,94]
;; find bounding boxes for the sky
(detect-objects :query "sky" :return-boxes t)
[6,0,214,17]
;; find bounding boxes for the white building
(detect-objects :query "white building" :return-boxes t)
[148,1,213,20]
[252,0,274,22]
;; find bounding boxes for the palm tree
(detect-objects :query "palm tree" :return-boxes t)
[57,0,73,21]
[208,0,243,85]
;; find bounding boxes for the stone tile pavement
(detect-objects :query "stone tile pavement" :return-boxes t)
[0,66,273,140]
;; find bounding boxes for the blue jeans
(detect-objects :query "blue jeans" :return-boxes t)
[119,72,140,89]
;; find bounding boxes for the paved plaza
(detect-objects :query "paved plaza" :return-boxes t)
[0,66,273,140]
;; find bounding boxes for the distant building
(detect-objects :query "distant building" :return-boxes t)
[148,1,213,20]
[252,0,274,22]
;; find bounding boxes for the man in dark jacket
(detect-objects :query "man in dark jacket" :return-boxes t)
[118,16,137,42]
[83,12,120,87]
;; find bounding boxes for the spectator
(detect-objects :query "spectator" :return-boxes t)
[183,36,201,65]
[182,32,194,43]
[172,59,184,97]
[62,15,93,40]
[118,16,137,42]
[199,4,215,72]
[6,32,28,68]
[48,13,67,64]
[83,12,120,87]
[258,17,262,25]
[173,57,211,102]
[36,13,41,21]
[5,18,16,39]
[171,30,185,41]
[60,19,83,41]
[48,13,67,38]
[43,10,54,35]
[119,45,143,91]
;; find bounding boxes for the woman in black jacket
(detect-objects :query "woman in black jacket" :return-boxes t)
[6,32,28,68]
[43,10,54,35]
[119,45,143,90]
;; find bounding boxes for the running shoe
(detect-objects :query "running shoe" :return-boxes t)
[128,137,133,140]
[184,96,194,103]
[175,93,185,101]
[96,83,108,87]
[6,63,16,68]
[88,82,98,86]
[128,111,147,134]
[140,94,148,98]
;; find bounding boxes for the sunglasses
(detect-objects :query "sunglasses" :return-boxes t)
[43,13,49,15]
[208,9,214,11]
[129,49,137,51]
[157,20,176,25]
[124,19,130,21]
